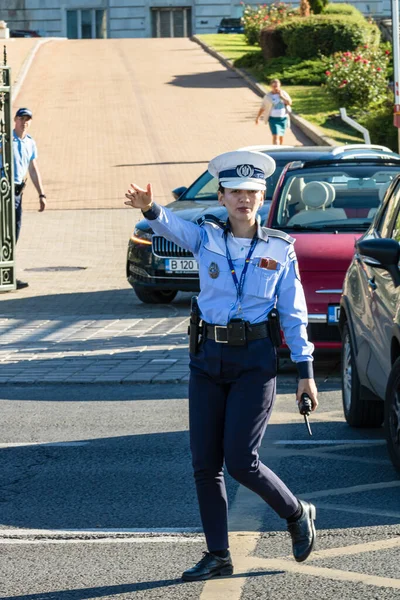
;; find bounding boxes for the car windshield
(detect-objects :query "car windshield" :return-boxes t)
[180,162,286,202]
[272,165,398,231]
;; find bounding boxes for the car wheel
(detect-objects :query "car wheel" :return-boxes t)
[341,322,383,428]
[134,286,177,304]
[384,357,400,473]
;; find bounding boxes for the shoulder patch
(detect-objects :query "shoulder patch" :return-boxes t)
[196,214,227,229]
[261,227,295,244]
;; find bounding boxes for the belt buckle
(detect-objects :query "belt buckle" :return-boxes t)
[214,325,228,343]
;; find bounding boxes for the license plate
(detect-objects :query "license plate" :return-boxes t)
[327,305,340,325]
[165,258,198,273]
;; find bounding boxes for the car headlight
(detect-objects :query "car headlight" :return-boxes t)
[130,228,153,245]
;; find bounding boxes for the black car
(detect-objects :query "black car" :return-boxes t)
[10,30,41,37]
[339,173,400,472]
[126,145,336,304]
[217,18,244,34]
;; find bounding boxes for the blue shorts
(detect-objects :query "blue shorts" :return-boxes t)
[268,116,289,136]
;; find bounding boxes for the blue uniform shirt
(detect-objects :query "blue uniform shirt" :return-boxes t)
[143,203,314,378]
[13,131,37,184]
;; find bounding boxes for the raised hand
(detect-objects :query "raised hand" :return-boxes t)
[125,183,153,210]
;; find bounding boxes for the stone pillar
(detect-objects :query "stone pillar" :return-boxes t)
[0,21,10,39]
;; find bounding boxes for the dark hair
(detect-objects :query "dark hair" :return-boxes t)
[218,184,266,200]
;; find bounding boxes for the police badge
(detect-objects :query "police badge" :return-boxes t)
[209,262,220,279]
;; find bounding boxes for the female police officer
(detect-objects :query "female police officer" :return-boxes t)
[125,150,318,582]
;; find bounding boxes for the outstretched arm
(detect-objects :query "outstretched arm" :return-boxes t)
[125,183,205,255]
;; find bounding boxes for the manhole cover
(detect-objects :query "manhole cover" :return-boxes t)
[24,266,87,272]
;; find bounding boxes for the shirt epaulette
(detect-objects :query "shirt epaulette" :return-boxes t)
[197,214,227,229]
[262,227,295,244]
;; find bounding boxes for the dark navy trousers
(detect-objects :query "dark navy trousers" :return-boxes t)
[189,336,298,552]
[15,194,22,242]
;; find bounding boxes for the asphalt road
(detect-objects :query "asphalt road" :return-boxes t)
[0,380,399,600]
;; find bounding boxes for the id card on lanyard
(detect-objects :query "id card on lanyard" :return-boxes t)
[224,232,258,314]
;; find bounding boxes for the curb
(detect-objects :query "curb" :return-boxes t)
[0,376,342,386]
[12,37,66,102]
[191,35,337,147]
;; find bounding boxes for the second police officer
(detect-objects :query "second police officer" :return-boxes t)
[125,150,318,582]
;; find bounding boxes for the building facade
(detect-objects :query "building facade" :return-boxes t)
[1,0,392,39]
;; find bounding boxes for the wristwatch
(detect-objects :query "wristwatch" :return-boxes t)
[39,194,46,199]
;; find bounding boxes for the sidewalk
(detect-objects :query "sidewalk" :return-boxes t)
[0,39,337,386]
[3,38,40,88]
[14,38,312,211]
[0,209,340,384]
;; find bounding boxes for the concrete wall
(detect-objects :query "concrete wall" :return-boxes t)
[0,0,392,38]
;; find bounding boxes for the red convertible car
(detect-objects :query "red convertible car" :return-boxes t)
[266,145,400,350]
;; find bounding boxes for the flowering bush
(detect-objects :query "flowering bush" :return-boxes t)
[242,2,295,45]
[324,46,391,108]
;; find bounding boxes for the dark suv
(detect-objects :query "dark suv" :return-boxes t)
[217,18,244,33]
[339,173,400,473]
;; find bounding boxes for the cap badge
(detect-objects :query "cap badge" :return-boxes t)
[208,262,220,279]
[236,164,254,178]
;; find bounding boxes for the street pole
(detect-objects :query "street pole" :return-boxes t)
[392,0,400,151]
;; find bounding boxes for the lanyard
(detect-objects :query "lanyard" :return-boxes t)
[224,231,258,309]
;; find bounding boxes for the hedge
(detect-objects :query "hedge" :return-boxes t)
[322,3,365,17]
[275,15,381,60]
[235,53,328,85]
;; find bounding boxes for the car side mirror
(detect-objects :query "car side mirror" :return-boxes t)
[172,186,187,200]
[356,238,400,287]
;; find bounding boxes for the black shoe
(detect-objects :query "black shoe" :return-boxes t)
[16,279,29,290]
[287,500,316,562]
[182,551,233,582]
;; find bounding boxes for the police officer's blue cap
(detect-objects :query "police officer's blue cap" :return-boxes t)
[208,150,276,191]
[15,108,32,119]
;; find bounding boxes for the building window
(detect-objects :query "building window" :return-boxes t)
[151,8,192,38]
[66,9,107,39]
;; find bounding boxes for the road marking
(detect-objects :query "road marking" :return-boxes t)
[314,502,400,520]
[0,536,204,545]
[310,536,400,559]
[0,441,90,448]
[200,534,400,597]
[267,447,390,466]
[272,440,385,445]
[0,528,202,537]
[305,480,400,499]
[260,558,400,590]
[200,533,260,600]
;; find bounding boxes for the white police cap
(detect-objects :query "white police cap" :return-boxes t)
[208,150,276,191]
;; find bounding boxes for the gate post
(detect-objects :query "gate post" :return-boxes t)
[0,46,15,291]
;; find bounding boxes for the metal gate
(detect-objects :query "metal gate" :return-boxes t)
[0,49,15,291]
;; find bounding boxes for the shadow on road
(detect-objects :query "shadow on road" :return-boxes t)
[0,421,395,532]
[0,289,192,318]
[168,70,248,88]
[0,572,280,600]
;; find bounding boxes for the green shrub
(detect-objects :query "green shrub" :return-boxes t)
[322,3,363,16]
[357,99,398,150]
[324,46,391,109]
[242,2,295,46]
[309,0,328,14]
[277,15,381,59]
[234,52,328,85]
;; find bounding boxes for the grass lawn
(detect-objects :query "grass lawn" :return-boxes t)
[197,34,363,145]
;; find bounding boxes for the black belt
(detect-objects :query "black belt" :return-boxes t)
[204,320,269,346]
[15,181,26,196]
